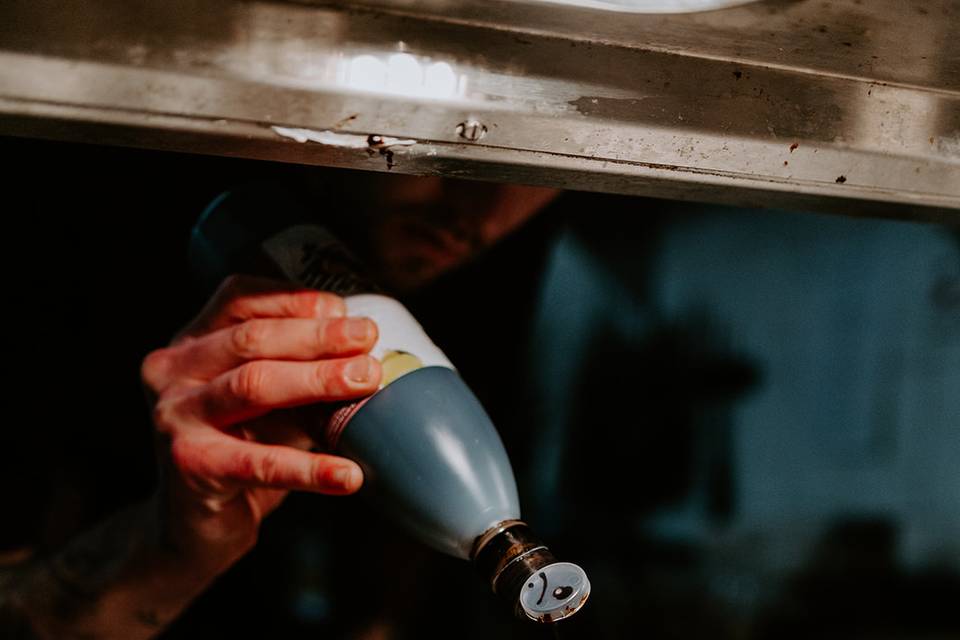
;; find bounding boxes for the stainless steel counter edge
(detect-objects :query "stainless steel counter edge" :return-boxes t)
[1,0,957,221]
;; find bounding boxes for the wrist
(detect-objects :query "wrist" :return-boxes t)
[151,484,256,579]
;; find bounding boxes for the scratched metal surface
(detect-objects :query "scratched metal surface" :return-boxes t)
[0,0,957,220]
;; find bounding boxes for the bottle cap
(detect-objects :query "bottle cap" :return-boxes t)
[518,561,590,623]
[473,521,590,623]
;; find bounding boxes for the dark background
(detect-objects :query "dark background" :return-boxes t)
[2,135,958,639]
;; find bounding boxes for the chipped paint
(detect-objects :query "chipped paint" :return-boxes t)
[271,126,416,149]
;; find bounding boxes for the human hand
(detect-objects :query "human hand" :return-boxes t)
[141,275,381,569]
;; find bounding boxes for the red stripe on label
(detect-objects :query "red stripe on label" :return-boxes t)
[324,396,372,450]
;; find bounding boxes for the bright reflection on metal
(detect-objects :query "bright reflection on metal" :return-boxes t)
[347,54,387,92]
[386,53,422,92]
[521,0,759,12]
[341,51,465,99]
[424,62,458,97]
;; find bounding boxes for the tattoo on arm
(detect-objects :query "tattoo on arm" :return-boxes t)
[45,506,147,618]
[0,502,173,639]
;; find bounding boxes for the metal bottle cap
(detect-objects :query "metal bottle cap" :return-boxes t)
[473,521,590,623]
[518,561,591,623]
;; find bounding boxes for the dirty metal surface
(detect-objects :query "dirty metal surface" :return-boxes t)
[0,0,957,221]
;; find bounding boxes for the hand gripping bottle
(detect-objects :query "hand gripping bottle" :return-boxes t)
[189,185,590,623]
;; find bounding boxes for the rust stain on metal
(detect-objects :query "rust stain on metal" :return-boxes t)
[333,113,359,129]
[366,134,402,170]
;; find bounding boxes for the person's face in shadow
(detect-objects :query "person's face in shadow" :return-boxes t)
[315,173,560,292]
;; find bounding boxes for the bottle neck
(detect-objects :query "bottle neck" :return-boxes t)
[473,521,557,614]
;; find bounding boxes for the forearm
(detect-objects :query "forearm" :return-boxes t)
[0,496,228,640]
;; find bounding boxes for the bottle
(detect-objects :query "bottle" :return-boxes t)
[189,184,590,623]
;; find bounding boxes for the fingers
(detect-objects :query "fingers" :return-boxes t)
[148,275,377,509]
[172,429,364,495]
[181,355,381,427]
[178,275,347,340]
[145,317,378,390]
[232,410,319,451]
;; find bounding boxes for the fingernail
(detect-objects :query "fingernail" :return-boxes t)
[345,356,373,383]
[333,466,361,490]
[347,317,373,342]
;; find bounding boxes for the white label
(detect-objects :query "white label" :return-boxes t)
[346,294,454,387]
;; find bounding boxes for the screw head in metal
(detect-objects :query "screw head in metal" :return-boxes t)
[456,120,487,142]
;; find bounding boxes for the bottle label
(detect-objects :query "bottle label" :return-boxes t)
[346,294,454,380]
[262,224,455,448]
[263,224,378,295]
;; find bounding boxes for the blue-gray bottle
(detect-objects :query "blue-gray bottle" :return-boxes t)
[190,186,590,623]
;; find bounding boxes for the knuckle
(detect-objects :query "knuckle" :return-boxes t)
[251,450,280,485]
[290,290,321,317]
[307,457,325,487]
[151,399,181,433]
[228,448,254,482]
[219,274,248,298]
[230,320,268,358]
[315,292,347,317]
[316,319,336,350]
[218,275,257,318]
[141,348,173,390]
[230,362,269,405]
[169,436,199,474]
[311,361,337,397]
[223,297,250,322]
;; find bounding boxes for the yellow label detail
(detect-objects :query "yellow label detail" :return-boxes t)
[380,350,424,386]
